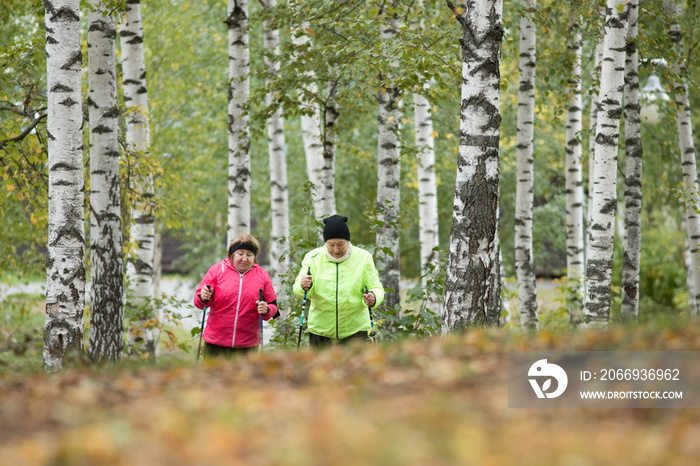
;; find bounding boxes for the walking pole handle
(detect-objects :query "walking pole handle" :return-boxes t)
[297,267,311,349]
[196,285,211,362]
[259,289,265,349]
[365,285,375,334]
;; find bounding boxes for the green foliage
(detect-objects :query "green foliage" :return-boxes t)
[636,206,694,319]
[0,3,48,278]
[547,276,584,329]
[387,249,445,339]
[0,291,44,372]
[122,287,193,360]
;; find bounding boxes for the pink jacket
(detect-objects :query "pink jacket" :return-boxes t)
[194,260,278,348]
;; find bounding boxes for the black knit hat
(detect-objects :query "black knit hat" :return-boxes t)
[323,215,351,242]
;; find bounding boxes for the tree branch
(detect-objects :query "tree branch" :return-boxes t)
[0,113,47,151]
[418,36,458,73]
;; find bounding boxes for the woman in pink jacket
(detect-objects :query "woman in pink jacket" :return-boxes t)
[194,234,279,357]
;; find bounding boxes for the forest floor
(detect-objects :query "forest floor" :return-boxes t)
[2,319,700,465]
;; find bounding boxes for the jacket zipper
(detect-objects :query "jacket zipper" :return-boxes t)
[232,271,246,347]
[335,263,339,339]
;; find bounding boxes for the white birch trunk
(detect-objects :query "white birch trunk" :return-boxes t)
[565,16,585,325]
[442,0,503,330]
[321,78,339,217]
[414,90,440,313]
[586,37,604,267]
[262,0,289,305]
[414,0,440,310]
[499,249,512,323]
[664,0,700,316]
[584,0,629,328]
[376,3,402,313]
[226,0,251,243]
[88,0,123,362]
[683,217,698,312]
[291,26,328,219]
[120,0,156,354]
[515,0,538,330]
[43,0,85,371]
[620,0,642,323]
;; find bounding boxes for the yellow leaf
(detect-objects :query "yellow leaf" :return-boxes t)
[388,116,394,122]
[446,133,453,139]
[381,87,387,94]
[431,131,438,138]
[401,118,408,125]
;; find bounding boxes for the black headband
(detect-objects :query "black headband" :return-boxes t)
[229,242,258,257]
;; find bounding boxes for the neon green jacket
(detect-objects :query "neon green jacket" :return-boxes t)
[293,244,384,339]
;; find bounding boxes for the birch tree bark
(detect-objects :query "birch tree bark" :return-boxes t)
[321,78,339,217]
[515,0,538,330]
[584,0,629,328]
[262,0,289,304]
[120,0,156,354]
[663,0,700,316]
[620,0,642,323]
[586,37,604,266]
[43,0,85,371]
[442,0,503,330]
[376,2,402,314]
[414,90,440,308]
[565,15,585,325]
[414,1,440,316]
[88,0,123,362]
[226,0,251,243]
[684,217,698,312]
[291,24,334,219]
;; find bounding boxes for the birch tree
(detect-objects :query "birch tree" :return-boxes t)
[584,0,629,327]
[443,0,503,330]
[414,0,440,315]
[322,77,339,217]
[88,0,123,361]
[620,0,642,322]
[43,0,85,371]
[515,0,538,330]
[120,0,156,353]
[262,0,289,302]
[414,90,440,300]
[226,0,251,243]
[291,22,335,219]
[376,1,402,313]
[565,15,585,325]
[663,0,700,316]
[586,37,604,266]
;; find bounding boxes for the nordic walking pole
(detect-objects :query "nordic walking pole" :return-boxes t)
[259,288,265,351]
[196,285,211,362]
[297,267,311,349]
[365,285,375,338]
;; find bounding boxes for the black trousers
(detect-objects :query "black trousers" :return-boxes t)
[204,342,258,358]
[309,330,369,348]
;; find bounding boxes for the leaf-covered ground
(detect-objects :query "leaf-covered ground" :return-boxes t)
[2,323,700,465]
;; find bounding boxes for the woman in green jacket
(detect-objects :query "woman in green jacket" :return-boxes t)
[293,215,384,347]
